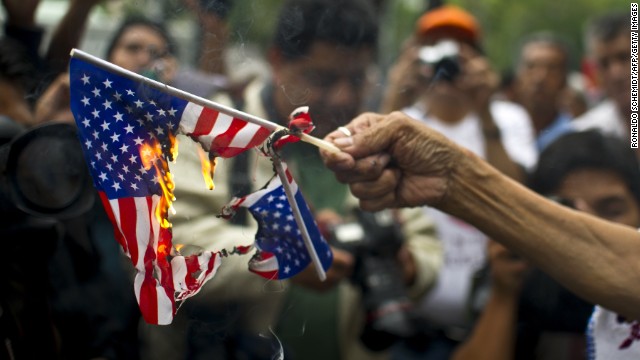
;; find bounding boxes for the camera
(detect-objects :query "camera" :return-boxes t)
[0,118,94,220]
[327,209,415,351]
[418,39,461,82]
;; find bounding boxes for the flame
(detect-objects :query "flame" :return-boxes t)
[196,146,216,190]
[139,135,178,229]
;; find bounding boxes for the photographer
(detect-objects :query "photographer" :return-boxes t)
[452,130,639,359]
[0,33,140,359]
[379,5,538,360]
[142,1,443,360]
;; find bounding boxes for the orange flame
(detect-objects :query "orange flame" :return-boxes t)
[139,134,178,229]
[196,146,216,190]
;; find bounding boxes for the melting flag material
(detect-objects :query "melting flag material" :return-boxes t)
[273,106,315,149]
[68,57,271,324]
[224,167,333,280]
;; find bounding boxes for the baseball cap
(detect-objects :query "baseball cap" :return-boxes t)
[415,5,481,46]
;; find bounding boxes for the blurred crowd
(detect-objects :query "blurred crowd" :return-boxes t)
[0,0,636,359]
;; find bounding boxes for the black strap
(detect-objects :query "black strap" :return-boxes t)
[228,151,251,225]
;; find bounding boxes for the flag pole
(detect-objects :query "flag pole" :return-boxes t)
[70,48,341,154]
[269,146,327,281]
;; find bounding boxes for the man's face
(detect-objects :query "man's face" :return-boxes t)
[555,168,640,228]
[515,42,567,110]
[271,42,374,138]
[590,32,631,113]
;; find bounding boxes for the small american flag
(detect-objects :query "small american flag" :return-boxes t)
[68,57,271,324]
[224,167,333,280]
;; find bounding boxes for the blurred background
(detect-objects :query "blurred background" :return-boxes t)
[3,0,628,75]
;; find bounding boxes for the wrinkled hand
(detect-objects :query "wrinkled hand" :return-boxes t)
[320,111,464,212]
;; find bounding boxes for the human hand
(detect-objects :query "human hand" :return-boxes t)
[455,44,499,114]
[34,72,74,124]
[396,244,417,285]
[2,0,40,27]
[487,240,529,296]
[291,246,354,292]
[380,37,425,113]
[145,56,178,85]
[320,111,464,212]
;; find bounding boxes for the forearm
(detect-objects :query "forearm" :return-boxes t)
[45,1,97,74]
[450,291,519,360]
[441,153,640,319]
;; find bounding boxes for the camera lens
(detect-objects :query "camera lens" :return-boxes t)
[5,123,94,218]
[418,39,461,82]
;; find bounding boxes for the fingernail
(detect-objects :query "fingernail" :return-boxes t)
[334,137,353,148]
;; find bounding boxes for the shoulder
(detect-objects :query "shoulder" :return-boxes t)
[572,100,621,132]
[401,104,426,122]
[488,100,535,134]
[489,100,531,123]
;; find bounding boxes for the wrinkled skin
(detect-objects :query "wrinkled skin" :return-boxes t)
[320,111,464,211]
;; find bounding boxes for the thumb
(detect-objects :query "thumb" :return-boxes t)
[335,112,401,159]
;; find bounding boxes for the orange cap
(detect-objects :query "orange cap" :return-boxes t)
[416,5,481,45]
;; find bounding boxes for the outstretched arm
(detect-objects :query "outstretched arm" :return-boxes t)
[321,112,640,319]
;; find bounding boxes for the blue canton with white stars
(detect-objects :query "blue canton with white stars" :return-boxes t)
[248,185,333,277]
[69,58,189,200]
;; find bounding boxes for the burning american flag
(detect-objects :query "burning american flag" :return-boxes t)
[222,165,333,280]
[68,49,334,324]
[68,56,273,324]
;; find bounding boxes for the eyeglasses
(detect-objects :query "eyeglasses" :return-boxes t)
[118,42,170,60]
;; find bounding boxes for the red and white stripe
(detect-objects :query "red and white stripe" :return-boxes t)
[247,251,279,280]
[179,102,271,158]
[171,251,222,301]
[227,167,297,210]
[98,191,220,325]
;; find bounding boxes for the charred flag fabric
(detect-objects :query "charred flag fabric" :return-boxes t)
[68,57,271,324]
[224,167,333,280]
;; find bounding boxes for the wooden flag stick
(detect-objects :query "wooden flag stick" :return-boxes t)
[70,48,341,154]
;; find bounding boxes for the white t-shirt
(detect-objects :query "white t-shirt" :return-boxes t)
[402,100,538,328]
[403,100,538,172]
[587,306,640,360]
[572,99,626,138]
[586,228,640,359]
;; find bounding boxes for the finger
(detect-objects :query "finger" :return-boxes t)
[347,168,398,199]
[334,112,408,159]
[332,153,391,183]
[320,149,356,172]
[359,193,397,212]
